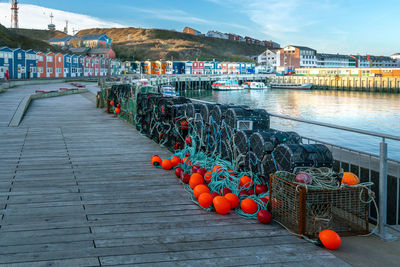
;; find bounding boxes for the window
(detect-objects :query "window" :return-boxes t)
[17,53,22,60]
[47,56,53,62]
[58,57,62,63]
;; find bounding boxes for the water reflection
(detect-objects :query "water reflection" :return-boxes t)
[182,89,400,160]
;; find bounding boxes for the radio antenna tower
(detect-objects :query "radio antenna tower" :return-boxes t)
[11,0,19,29]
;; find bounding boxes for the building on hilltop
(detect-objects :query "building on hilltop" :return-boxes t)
[183,27,202,36]
[81,34,112,48]
[280,45,317,69]
[262,40,280,49]
[48,36,82,47]
[206,31,229,39]
[88,48,116,59]
[316,53,356,68]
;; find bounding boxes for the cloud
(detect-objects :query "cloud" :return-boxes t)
[0,3,126,33]
[126,6,252,32]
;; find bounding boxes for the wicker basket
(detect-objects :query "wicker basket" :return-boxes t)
[269,173,370,238]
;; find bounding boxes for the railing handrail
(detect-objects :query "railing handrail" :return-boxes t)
[189,98,400,142]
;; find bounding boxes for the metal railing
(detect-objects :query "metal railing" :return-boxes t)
[190,98,400,240]
[268,112,400,241]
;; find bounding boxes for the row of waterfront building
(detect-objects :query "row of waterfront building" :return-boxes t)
[256,45,400,71]
[122,61,256,75]
[0,46,122,80]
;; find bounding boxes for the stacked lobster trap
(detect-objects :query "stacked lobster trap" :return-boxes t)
[99,85,372,237]
[134,91,335,180]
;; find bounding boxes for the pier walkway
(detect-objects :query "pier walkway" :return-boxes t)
[0,83,348,266]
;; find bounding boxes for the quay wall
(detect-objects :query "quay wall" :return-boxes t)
[274,76,400,93]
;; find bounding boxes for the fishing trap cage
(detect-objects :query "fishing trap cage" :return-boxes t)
[269,172,370,238]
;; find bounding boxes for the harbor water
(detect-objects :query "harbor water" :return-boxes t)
[182,89,400,161]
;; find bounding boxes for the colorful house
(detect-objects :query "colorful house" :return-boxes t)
[81,34,112,48]
[0,47,14,79]
[111,59,121,76]
[184,61,193,74]
[204,61,213,74]
[63,54,72,78]
[172,62,185,74]
[144,61,156,74]
[100,57,107,76]
[212,61,221,74]
[77,56,84,77]
[12,48,26,79]
[155,61,166,75]
[25,49,38,79]
[83,56,91,77]
[92,57,101,76]
[55,53,64,78]
[192,61,204,75]
[36,52,46,78]
[88,48,116,59]
[46,52,55,78]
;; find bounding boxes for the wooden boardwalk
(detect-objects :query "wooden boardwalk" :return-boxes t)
[0,83,349,266]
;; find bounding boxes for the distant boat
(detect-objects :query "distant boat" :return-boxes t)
[161,84,179,96]
[270,82,313,90]
[211,80,243,91]
[242,82,270,90]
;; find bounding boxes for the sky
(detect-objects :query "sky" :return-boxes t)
[0,0,399,55]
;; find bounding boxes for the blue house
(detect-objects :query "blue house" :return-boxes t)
[25,49,38,79]
[0,47,13,80]
[185,61,193,74]
[12,48,26,79]
[63,54,72,78]
[173,62,185,74]
[212,61,221,74]
[70,54,78,77]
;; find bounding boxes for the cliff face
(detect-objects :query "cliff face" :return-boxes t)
[77,27,264,62]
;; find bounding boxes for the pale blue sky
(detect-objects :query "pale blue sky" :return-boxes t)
[1,0,399,55]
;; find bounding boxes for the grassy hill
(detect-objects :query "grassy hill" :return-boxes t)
[77,27,265,62]
[11,28,67,42]
[0,24,61,52]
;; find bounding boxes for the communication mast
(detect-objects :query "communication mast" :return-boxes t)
[48,13,55,31]
[10,0,19,29]
[63,20,69,34]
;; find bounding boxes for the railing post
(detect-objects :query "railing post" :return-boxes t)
[377,138,397,241]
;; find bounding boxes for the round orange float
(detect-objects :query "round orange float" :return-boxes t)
[213,196,231,215]
[240,198,258,214]
[170,156,181,167]
[161,159,173,170]
[224,193,239,209]
[341,172,359,185]
[151,155,162,166]
[114,107,121,114]
[193,184,210,199]
[198,193,213,208]
[239,176,253,188]
[318,230,341,250]
[204,171,213,184]
[189,173,204,189]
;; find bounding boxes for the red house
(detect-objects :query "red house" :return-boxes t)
[92,57,101,76]
[37,52,47,78]
[55,53,64,78]
[46,52,55,78]
[192,61,204,75]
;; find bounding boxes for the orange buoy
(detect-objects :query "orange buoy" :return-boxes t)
[204,171,213,184]
[212,165,223,173]
[115,107,121,114]
[161,159,173,170]
[239,176,253,188]
[110,100,114,106]
[182,157,192,166]
[213,196,231,215]
[318,230,341,250]
[151,155,162,166]
[193,184,210,199]
[240,198,258,214]
[224,193,239,209]
[170,156,181,167]
[341,172,359,185]
[189,173,204,189]
[198,193,213,208]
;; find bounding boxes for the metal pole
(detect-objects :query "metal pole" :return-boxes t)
[377,138,397,241]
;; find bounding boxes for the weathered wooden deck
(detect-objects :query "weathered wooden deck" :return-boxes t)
[0,83,349,266]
